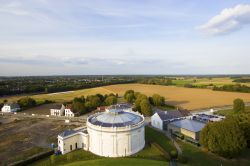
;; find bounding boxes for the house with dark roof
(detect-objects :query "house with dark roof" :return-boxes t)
[151,110,190,130]
[50,104,65,116]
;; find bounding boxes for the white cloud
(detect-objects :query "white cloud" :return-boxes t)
[197,4,250,35]
[0,1,30,16]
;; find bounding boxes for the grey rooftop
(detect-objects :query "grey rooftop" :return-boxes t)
[169,119,205,132]
[88,109,143,127]
[58,130,77,137]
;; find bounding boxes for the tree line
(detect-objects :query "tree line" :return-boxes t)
[124,90,166,116]
[213,84,250,93]
[0,76,135,96]
[69,93,118,115]
[0,97,54,111]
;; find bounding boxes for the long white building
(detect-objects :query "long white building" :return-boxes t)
[58,104,145,157]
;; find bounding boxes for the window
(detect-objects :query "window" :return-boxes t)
[75,143,77,149]
[70,145,72,151]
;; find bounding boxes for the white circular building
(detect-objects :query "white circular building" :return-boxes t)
[57,104,145,157]
[87,105,145,157]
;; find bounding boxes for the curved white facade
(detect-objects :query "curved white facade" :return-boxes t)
[87,119,144,157]
[87,106,145,157]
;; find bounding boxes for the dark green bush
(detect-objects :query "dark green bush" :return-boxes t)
[170,150,178,159]
[178,155,188,164]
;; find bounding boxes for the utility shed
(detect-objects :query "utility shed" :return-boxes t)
[168,119,205,140]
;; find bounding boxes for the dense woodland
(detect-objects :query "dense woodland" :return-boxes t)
[2,75,250,97]
[0,76,135,96]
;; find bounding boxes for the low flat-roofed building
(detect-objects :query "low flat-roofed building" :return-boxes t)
[192,113,224,123]
[168,119,205,140]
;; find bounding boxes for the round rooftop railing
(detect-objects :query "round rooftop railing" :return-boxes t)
[87,108,144,128]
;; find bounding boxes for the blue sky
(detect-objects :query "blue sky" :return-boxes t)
[0,0,250,76]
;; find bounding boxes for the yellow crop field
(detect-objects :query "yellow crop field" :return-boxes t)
[2,83,250,110]
[102,84,250,110]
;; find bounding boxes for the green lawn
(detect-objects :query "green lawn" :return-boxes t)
[216,106,250,116]
[178,140,250,166]
[145,126,176,152]
[64,158,168,166]
[31,150,100,166]
[133,143,166,161]
[31,127,173,166]
[156,104,176,110]
[172,79,195,86]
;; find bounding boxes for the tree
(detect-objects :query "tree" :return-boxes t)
[200,124,210,148]
[200,117,246,158]
[105,96,117,105]
[124,90,135,103]
[72,101,87,115]
[233,98,245,113]
[125,93,135,103]
[170,150,178,159]
[152,94,165,106]
[124,90,134,99]
[73,96,85,103]
[86,95,101,109]
[135,94,147,110]
[96,94,105,102]
[17,97,36,109]
[140,99,152,116]
[236,113,250,147]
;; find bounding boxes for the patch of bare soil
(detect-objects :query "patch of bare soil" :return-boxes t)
[0,117,81,165]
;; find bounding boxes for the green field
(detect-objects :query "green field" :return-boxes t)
[216,106,250,116]
[31,126,173,166]
[173,77,250,87]
[64,158,168,166]
[178,141,250,166]
[145,126,176,153]
[3,83,250,110]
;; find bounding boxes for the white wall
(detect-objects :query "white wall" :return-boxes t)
[87,125,145,157]
[58,134,84,154]
[1,106,20,113]
[50,109,64,116]
[151,113,163,130]
[65,109,74,117]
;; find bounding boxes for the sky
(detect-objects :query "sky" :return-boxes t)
[0,0,250,76]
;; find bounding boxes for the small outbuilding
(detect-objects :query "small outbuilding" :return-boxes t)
[1,103,20,113]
